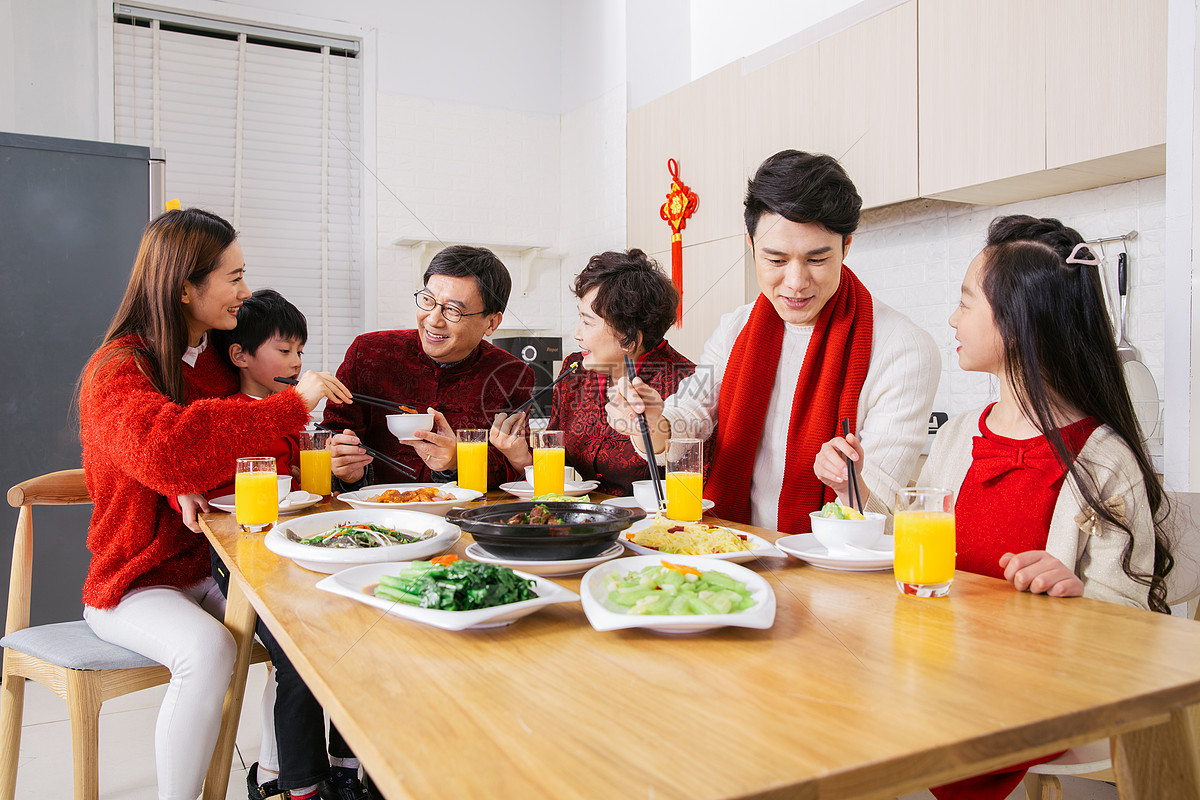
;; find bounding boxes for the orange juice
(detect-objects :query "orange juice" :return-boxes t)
[299,448,332,496]
[894,511,955,593]
[457,441,488,493]
[532,446,566,496]
[235,471,279,528]
[666,471,703,521]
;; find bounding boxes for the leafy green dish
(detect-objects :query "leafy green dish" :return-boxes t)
[373,559,538,611]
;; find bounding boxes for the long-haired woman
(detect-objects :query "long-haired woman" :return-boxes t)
[78,208,350,800]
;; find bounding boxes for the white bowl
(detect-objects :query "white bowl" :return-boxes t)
[631,479,668,510]
[808,510,886,554]
[386,413,434,442]
[524,465,580,485]
[277,474,292,502]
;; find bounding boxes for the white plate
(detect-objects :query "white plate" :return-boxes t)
[619,518,785,563]
[264,509,461,573]
[338,483,484,515]
[208,491,323,516]
[464,542,624,577]
[580,555,775,634]
[315,561,579,631]
[498,480,599,499]
[775,533,895,572]
[602,496,715,514]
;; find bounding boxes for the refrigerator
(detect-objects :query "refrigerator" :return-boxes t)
[0,132,165,624]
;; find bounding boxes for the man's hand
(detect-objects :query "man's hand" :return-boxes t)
[330,429,372,483]
[813,432,869,508]
[490,411,532,469]
[412,408,458,472]
[605,376,669,454]
[178,493,211,533]
[1000,551,1084,597]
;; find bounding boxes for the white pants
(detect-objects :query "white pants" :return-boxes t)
[84,578,236,800]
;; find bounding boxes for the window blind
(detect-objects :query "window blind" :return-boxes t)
[113,10,363,372]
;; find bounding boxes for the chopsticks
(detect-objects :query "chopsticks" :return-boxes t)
[625,354,666,512]
[507,361,580,417]
[841,418,863,514]
[273,377,419,415]
[312,422,419,481]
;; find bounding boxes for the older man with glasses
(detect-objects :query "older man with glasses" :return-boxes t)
[326,245,534,487]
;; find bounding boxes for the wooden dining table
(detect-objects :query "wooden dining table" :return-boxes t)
[199,494,1200,800]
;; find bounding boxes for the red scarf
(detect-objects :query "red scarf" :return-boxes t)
[705,266,874,532]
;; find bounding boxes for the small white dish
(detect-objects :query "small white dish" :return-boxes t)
[208,491,322,516]
[498,480,599,499]
[580,555,775,634]
[775,532,894,572]
[264,509,461,573]
[338,483,483,515]
[602,496,715,514]
[315,561,579,631]
[619,518,785,562]
[464,542,624,577]
[809,510,887,554]
[387,413,434,444]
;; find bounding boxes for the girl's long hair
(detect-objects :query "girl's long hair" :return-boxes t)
[89,208,237,404]
[981,214,1172,612]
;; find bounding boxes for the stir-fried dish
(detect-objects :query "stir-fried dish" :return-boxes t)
[605,561,755,615]
[373,556,538,610]
[293,523,434,549]
[507,504,565,525]
[367,487,451,503]
[625,517,753,555]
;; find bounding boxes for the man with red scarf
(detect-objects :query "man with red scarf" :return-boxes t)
[608,150,939,533]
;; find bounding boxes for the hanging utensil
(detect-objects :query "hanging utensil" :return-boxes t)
[1116,251,1160,440]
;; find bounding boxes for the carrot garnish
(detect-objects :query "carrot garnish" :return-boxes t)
[661,560,702,577]
[431,554,459,566]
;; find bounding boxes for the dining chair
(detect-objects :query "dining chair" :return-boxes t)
[0,468,267,800]
[1022,491,1200,800]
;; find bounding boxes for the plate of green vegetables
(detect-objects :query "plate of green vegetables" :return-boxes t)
[315,558,580,630]
[265,509,460,573]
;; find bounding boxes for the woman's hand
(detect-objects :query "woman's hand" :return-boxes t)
[813,432,869,508]
[412,408,458,472]
[177,493,211,533]
[330,429,372,483]
[605,376,669,454]
[294,370,353,411]
[1000,551,1084,597]
[490,411,533,469]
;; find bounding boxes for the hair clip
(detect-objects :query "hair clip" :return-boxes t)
[1066,242,1101,265]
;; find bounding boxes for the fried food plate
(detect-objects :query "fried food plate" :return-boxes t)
[338,483,483,515]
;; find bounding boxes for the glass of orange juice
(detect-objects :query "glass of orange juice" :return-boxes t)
[666,438,704,521]
[531,430,565,497]
[894,487,956,597]
[457,429,488,494]
[298,428,332,500]
[235,457,279,533]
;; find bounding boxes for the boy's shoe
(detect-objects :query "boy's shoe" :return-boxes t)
[246,763,284,799]
[318,777,371,800]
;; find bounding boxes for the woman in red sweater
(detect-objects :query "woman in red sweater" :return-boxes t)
[78,208,350,800]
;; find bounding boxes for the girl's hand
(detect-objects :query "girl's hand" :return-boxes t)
[490,411,533,468]
[813,433,869,508]
[412,408,458,472]
[1000,551,1084,597]
[330,429,372,483]
[178,493,211,533]
[294,370,353,411]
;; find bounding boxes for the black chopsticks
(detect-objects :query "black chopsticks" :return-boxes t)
[312,422,418,481]
[507,361,580,417]
[841,418,863,514]
[273,377,419,415]
[625,354,666,512]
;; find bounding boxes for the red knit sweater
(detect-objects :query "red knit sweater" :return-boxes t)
[79,335,311,608]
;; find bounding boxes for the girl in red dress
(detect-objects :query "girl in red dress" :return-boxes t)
[79,208,350,800]
[840,215,1174,799]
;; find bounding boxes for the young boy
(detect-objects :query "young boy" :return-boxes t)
[191,290,376,800]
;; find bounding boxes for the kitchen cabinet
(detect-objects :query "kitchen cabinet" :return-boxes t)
[918,0,1166,205]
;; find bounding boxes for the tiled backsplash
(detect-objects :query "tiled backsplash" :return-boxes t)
[848,176,1166,457]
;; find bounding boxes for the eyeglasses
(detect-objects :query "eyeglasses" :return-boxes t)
[413,290,488,323]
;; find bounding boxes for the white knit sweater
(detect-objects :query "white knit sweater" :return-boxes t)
[661,297,940,531]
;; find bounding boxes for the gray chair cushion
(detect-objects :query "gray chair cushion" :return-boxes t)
[1,621,162,671]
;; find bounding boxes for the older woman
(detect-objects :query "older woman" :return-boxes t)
[491,249,701,496]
